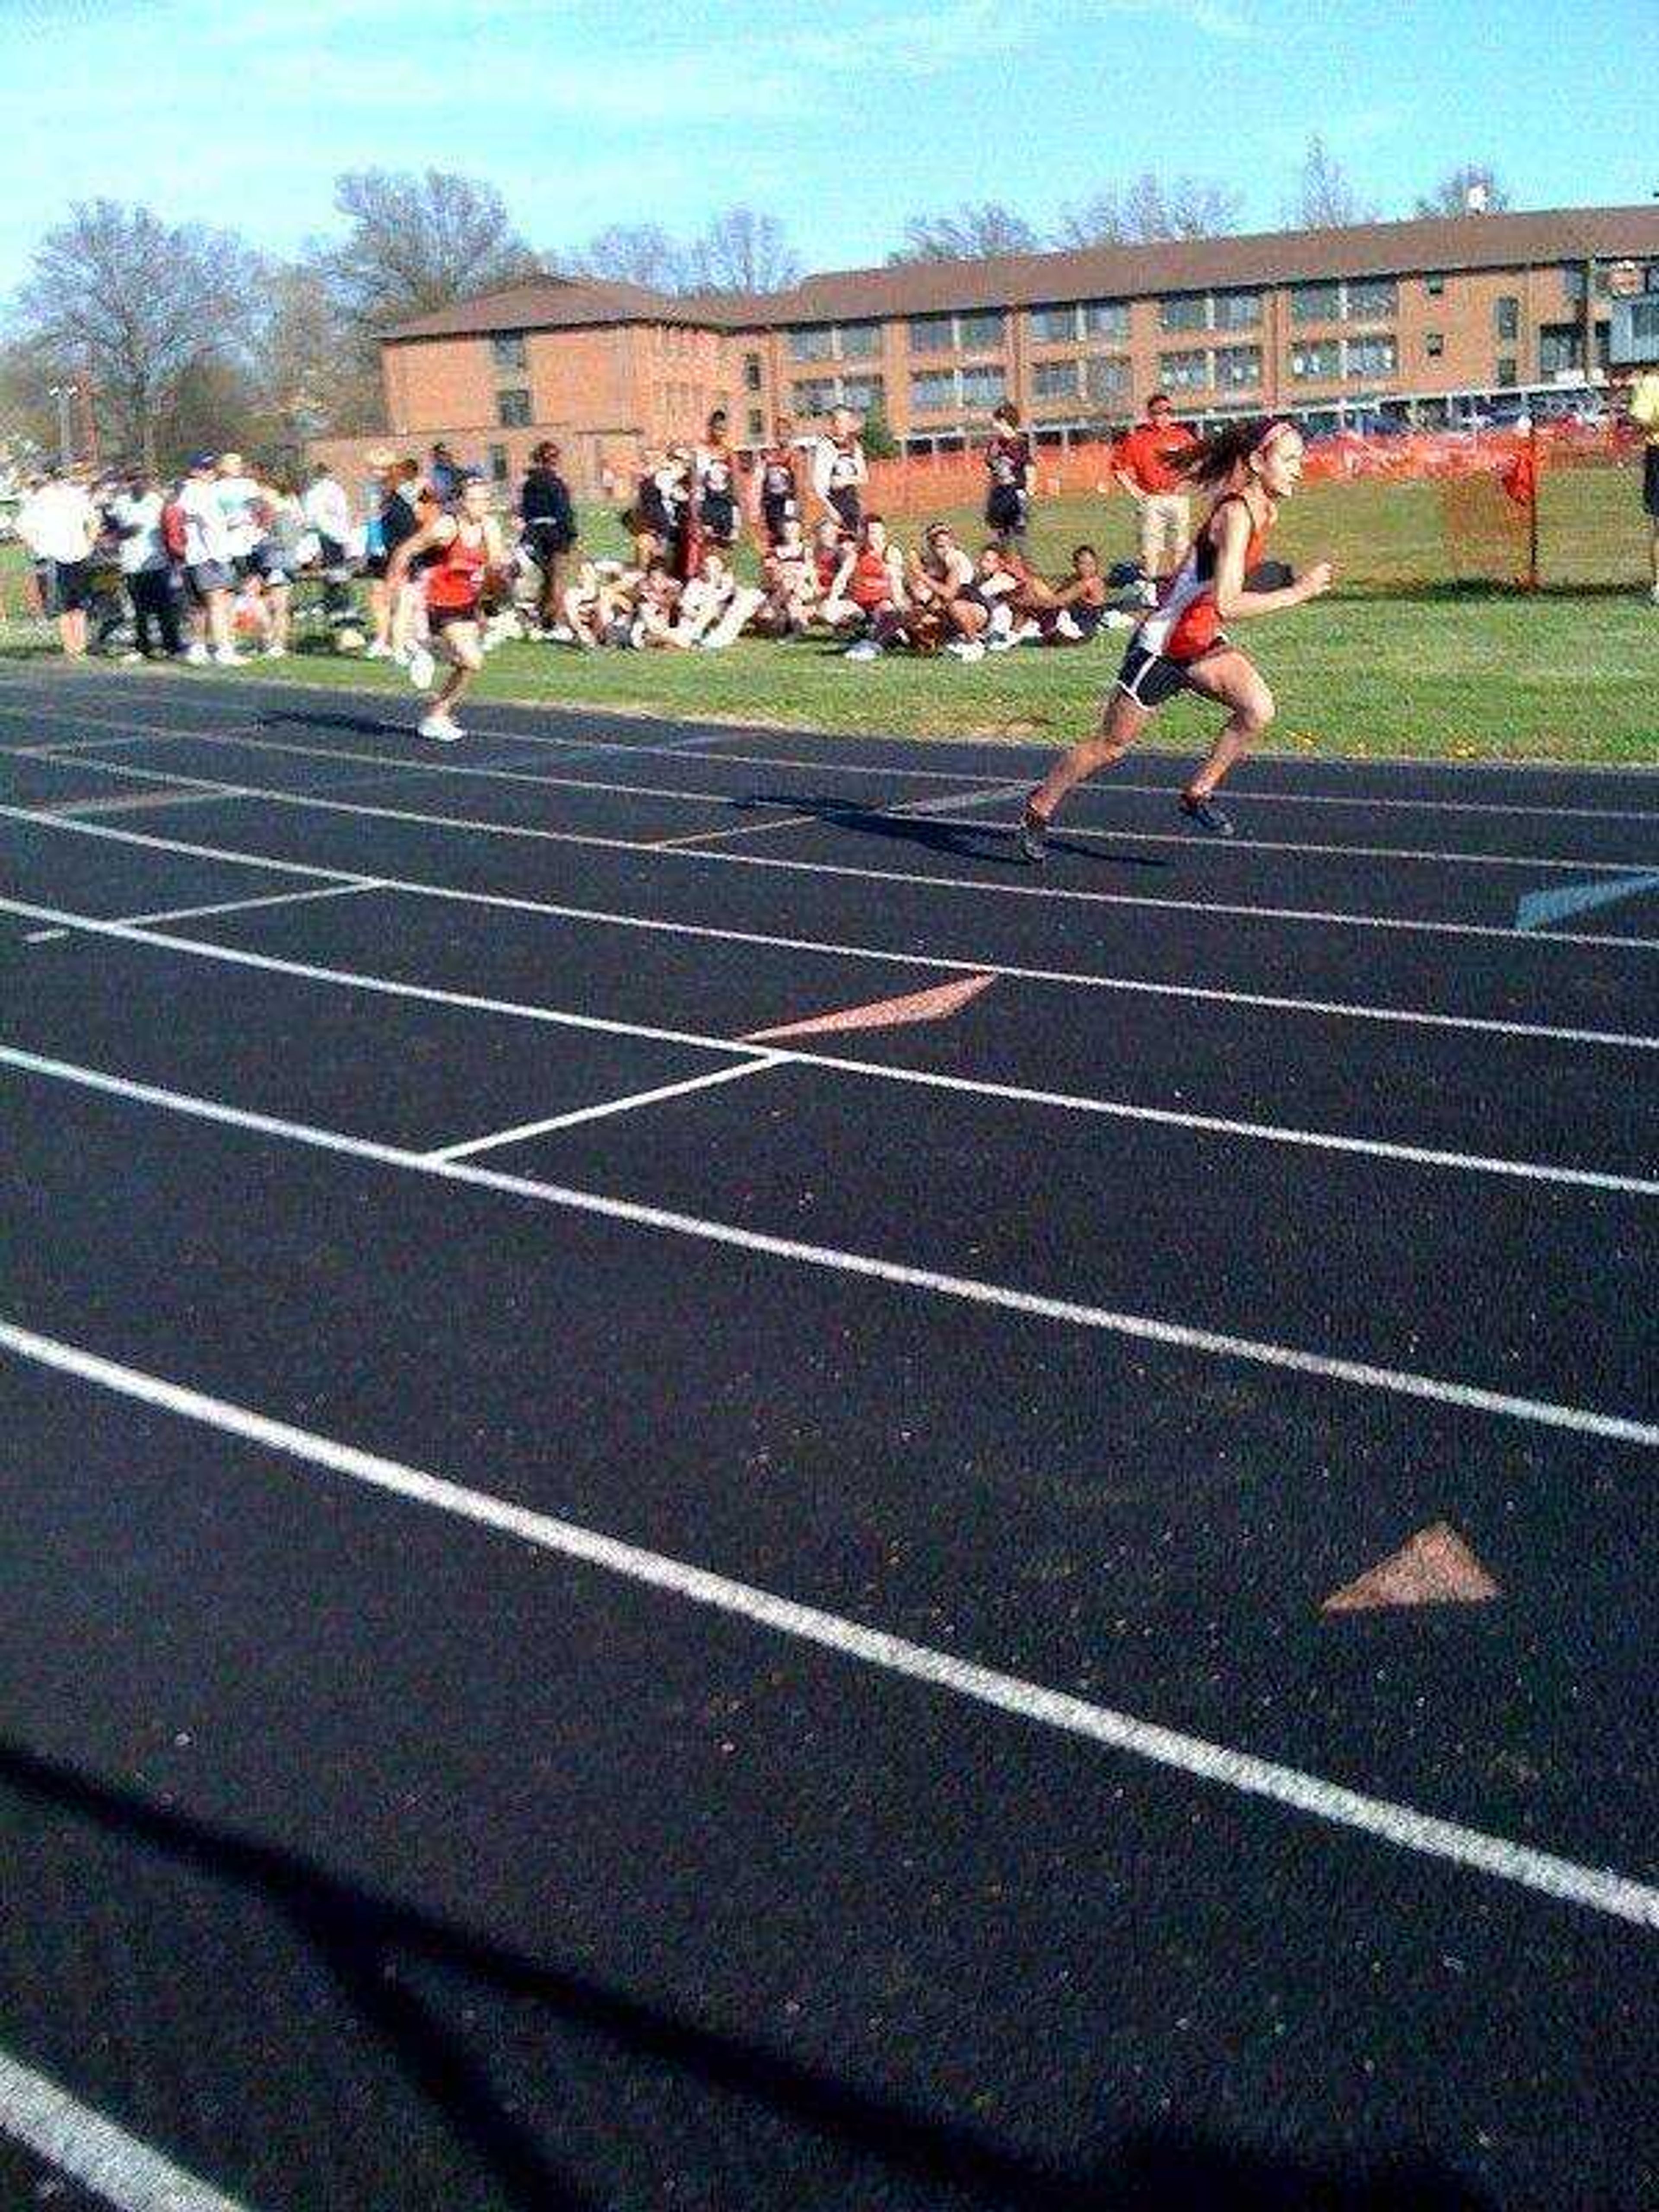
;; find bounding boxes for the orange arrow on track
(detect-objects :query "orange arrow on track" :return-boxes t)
[745,973,996,1042]
[1322,1522,1499,1614]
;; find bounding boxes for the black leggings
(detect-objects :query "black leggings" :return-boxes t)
[129,569,182,656]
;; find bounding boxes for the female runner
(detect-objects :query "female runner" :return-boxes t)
[386,475,506,742]
[1017,416,1331,850]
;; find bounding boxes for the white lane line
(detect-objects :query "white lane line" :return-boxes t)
[5,1044,1659,1451]
[429,1057,783,1160]
[3,1315,1657,1930]
[15,707,1657,875]
[649,811,824,849]
[10,680,1659,823]
[10,806,1659,1055]
[6,887,1655,1197]
[0,2044,254,2212]
[34,786,247,819]
[13,748,1659,953]
[22,879,381,945]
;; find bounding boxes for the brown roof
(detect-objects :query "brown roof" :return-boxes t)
[383,274,754,342]
[384,205,1659,342]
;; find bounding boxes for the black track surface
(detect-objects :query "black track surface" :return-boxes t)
[0,664,1655,2212]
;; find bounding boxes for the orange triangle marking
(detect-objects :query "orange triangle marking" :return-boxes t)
[744,972,996,1041]
[1322,1522,1499,1614]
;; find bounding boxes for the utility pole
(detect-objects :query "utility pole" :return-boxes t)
[45,384,74,470]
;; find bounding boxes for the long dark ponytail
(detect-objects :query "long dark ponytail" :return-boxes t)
[1165,415,1297,489]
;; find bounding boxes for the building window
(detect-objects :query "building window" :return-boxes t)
[490,331,528,372]
[791,376,839,417]
[839,373,886,413]
[958,362,1007,410]
[909,369,957,411]
[1425,331,1444,359]
[496,388,532,427]
[1160,293,1208,332]
[744,353,763,391]
[1033,359,1081,399]
[1494,295,1519,340]
[1084,354,1130,403]
[1290,338,1341,380]
[908,315,955,354]
[1080,300,1130,340]
[1425,274,1445,298]
[1345,277,1398,321]
[747,408,764,441]
[1157,350,1209,391]
[1345,334,1397,378]
[1214,344,1262,389]
[488,443,509,483]
[1212,290,1262,331]
[955,310,1005,354]
[1538,324,1583,375]
[1030,303,1080,345]
[839,321,882,359]
[788,326,835,362]
[1496,357,1518,388]
[1291,281,1342,324]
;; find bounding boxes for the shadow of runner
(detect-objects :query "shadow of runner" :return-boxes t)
[0,1739,1494,2212]
[722,791,1171,871]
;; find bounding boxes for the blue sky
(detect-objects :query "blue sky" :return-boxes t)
[2,0,1656,295]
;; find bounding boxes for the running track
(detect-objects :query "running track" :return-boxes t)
[0,662,1655,2211]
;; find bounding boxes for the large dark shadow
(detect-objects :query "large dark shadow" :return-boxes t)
[0,1738,1494,2212]
[721,790,1171,871]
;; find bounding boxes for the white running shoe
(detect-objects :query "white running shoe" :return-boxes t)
[947,637,987,663]
[184,642,210,666]
[406,645,436,690]
[1103,607,1138,630]
[1053,611,1083,642]
[262,643,285,660]
[418,710,463,743]
[843,639,881,662]
[213,648,244,667]
[364,639,392,660]
[986,632,1015,652]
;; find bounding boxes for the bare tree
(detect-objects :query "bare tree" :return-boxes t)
[325,169,540,331]
[1286,136,1379,230]
[1057,175,1243,246]
[887,203,1041,265]
[1414,164,1513,217]
[684,209,801,295]
[13,200,261,470]
[566,223,692,292]
[256,263,385,443]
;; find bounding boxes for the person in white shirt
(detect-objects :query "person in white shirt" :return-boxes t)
[106,474,182,659]
[301,463,353,620]
[810,407,868,534]
[176,454,242,664]
[15,467,96,656]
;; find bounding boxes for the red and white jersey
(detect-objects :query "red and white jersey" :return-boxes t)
[424,521,490,609]
[1137,492,1269,664]
[985,432,1031,489]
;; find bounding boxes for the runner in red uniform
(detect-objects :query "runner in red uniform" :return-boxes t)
[1017,416,1332,849]
[386,475,506,742]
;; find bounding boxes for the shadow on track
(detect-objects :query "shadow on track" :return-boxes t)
[721,792,1170,872]
[0,1738,1492,2212]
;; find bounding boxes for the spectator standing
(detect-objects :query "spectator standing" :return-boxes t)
[983,401,1035,559]
[428,443,462,502]
[520,440,578,634]
[177,454,242,665]
[15,464,96,656]
[810,407,868,534]
[108,473,182,660]
[1114,393,1199,604]
[301,461,354,622]
[1627,360,1659,604]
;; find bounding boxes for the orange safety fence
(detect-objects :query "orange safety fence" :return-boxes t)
[864,420,1642,517]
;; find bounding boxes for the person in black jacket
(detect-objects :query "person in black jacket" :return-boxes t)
[520,441,578,633]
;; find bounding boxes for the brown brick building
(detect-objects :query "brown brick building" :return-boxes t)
[310,205,1659,493]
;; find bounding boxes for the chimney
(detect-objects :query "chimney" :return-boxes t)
[1465,181,1489,214]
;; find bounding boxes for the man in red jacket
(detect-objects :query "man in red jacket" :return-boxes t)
[1113,392,1199,604]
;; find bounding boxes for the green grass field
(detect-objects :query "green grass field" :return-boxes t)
[5,467,1656,763]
